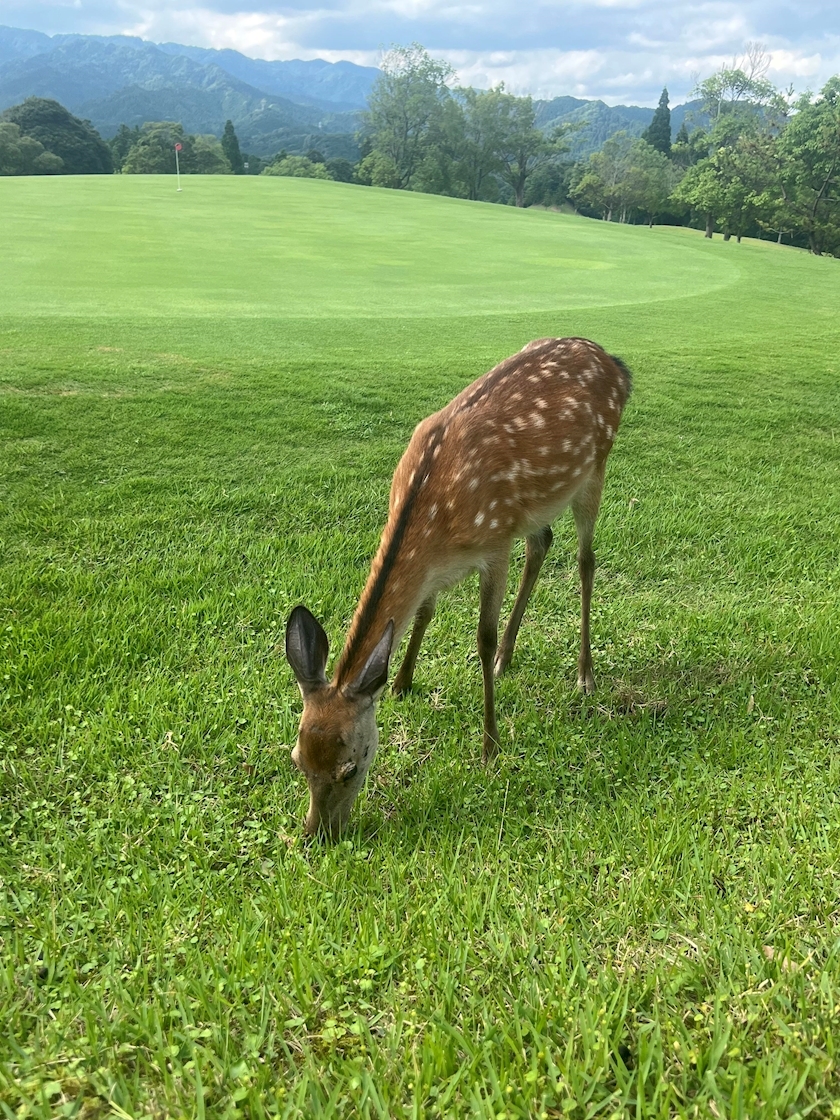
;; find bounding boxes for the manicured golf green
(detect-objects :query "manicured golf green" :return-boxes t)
[1,175,839,1119]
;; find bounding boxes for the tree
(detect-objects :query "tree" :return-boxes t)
[525,159,575,208]
[494,92,558,207]
[109,124,141,172]
[449,87,507,201]
[571,131,634,221]
[0,97,112,174]
[122,122,195,174]
[325,157,356,183]
[624,139,676,224]
[776,78,840,255]
[672,53,788,238]
[261,155,332,180]
[696,45,780,123]
[643,88,671,155]
[671,159,725,236]
[192,135,231,174]
[671,123,708,170]
[362,44,455,190]
[0,121,63,175]
[571,134,675,224]
[221,120,244,174]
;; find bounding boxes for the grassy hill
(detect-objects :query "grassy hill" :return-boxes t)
[1,176,839,1118]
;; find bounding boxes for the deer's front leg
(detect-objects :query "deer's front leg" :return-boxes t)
[478,554,510,763]
[392,594,437,696]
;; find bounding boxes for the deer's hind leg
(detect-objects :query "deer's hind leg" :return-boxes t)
[478,552,511,763]
[392,594,438,696]
[571,465,605,694]
[494,526,553,678]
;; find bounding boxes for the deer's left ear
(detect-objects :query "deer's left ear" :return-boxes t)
[286,605,329,696]
[346,621,394,701]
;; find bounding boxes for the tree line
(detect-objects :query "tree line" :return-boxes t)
[357,44,840,256]
[3,47,839,257]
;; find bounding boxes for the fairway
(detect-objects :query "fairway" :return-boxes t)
[2,176,840,1119]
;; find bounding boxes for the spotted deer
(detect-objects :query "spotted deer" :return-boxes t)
[286,338,632,836]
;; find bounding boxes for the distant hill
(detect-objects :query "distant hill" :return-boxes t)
[535,95,707,159]
[0,25,707,162]
[155,43,378,113]
[0,26,369,157]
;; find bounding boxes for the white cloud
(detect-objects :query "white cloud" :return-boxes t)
[10,0,840,104]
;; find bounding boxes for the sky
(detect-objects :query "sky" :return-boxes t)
[4,0,840,105]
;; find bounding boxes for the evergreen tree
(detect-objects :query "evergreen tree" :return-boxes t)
[109,124,142,172]
[0,97,112,174]
[642,88,671,155]
[221,120,244,174]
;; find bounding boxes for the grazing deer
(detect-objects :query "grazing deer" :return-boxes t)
[286,338,632,836]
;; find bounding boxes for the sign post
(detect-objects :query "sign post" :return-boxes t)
[175,142,182,192]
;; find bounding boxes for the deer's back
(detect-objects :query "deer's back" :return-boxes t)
[389,338,630,552]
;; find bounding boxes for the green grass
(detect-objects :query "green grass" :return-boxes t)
[1,175,839,1119]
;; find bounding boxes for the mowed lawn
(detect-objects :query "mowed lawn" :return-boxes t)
[1,175,839,1119]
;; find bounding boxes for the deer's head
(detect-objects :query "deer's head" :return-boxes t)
[285,605,393,837]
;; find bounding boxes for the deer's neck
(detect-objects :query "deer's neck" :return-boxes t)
[333,508,429,689]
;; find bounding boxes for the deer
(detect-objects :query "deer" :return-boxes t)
[285,337,632,837]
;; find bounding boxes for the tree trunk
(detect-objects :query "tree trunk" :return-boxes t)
[705,213,714,238]
[736,234,742,243]
[777,230,783,244]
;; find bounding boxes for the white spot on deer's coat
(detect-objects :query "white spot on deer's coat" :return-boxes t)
[511,392,522,402]
[489,499,497,510]
[429,503,438,520]
[513,416,526,429]
[469,477,479,491]
[528,374,540,384]
[475,512,485,526]
[433,444,441,458]
[606,425,614,439]
[531,412,545,428]
[490,519,499,528]
[536,398,548,409]
[562,439,572,452]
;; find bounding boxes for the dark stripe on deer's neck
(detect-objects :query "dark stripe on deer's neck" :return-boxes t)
[333,424,444,687]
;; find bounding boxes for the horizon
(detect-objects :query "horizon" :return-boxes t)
[4,1,840,108]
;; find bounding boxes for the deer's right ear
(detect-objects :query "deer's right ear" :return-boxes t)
[285,605,329,696]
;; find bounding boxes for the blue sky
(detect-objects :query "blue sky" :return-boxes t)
[5,0,840,104]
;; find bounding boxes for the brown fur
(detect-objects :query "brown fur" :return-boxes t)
[287,337,631,835]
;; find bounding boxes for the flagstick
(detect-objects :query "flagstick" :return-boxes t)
[175,147,182,192]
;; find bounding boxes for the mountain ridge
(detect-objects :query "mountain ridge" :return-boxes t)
[0,25,704,160]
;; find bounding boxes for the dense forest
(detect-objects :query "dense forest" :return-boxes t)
[2,43,839,257]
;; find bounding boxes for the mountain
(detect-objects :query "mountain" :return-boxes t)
[0,26,370,157]
[0,25,708,163]
[155,43,378,112]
